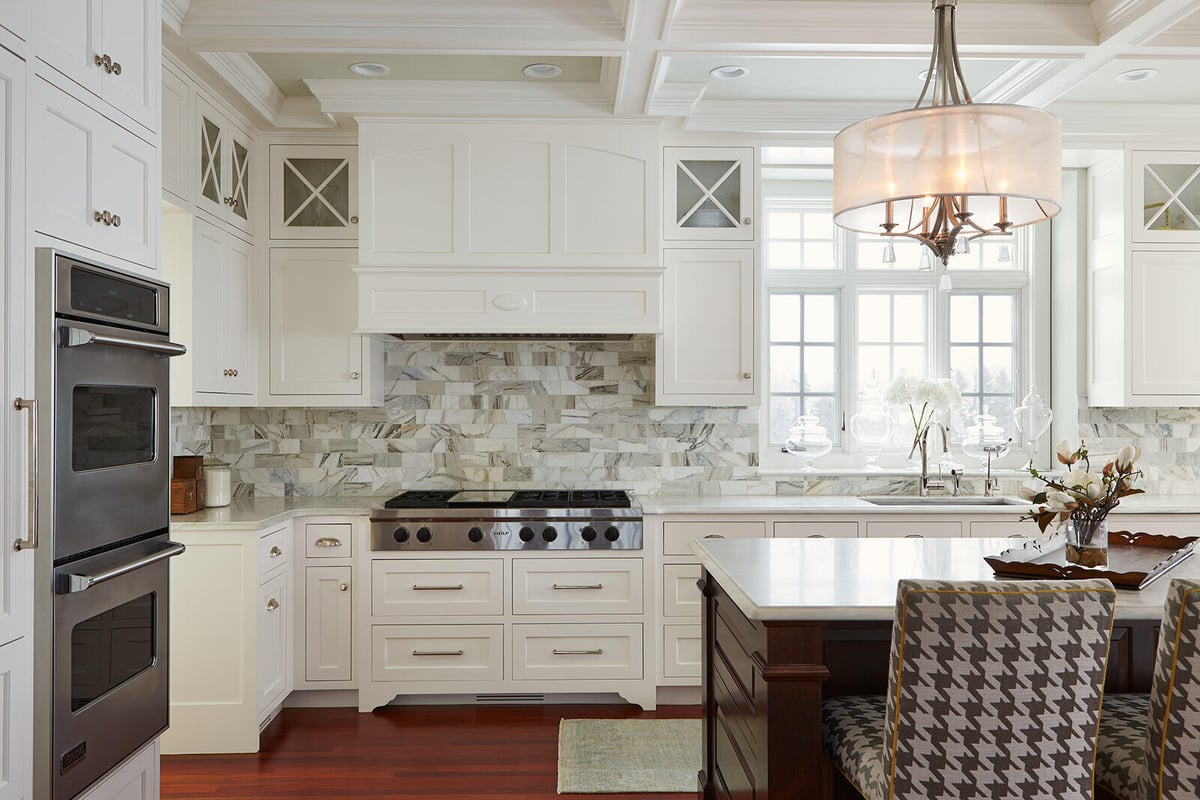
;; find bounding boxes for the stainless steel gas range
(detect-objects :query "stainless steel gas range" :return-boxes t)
[369,490,643,552]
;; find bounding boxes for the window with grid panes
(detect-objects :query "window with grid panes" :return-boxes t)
[763,186,1037,467]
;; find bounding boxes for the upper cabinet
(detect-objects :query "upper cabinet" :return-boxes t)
[34,0,158,133]
[664,146,755,241]
[161,63,192,205]
[1130,150,1200,245]
[32,78,158,271]
[196,94,253,235]
[358,121,661,268]
[0,0,26,40]
[270,145,358,240]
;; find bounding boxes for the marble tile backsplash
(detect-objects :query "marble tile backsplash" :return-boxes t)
[171,338,1197,498]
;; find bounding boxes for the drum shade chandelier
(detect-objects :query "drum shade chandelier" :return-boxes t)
[832,0,1062,265]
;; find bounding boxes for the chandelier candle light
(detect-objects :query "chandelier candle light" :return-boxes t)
[832,0,1062,266]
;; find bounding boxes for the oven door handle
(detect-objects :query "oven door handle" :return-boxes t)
[63,326,187,357]
[57,542,186,594]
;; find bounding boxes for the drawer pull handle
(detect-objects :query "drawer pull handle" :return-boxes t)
[412,649,464,657]
[702,534,725,539]
[411,584,464,591]
[552,583,604,590]
[265,598,279,612]
[314,537,342,548]
[269,546,283,557]
[553,649,604,656]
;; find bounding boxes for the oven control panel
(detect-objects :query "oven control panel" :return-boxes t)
[369,518,643,551]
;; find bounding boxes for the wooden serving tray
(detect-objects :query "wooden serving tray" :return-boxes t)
[985,530,1198,590]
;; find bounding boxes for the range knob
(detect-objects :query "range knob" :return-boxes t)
[416,527,433,543]
[393,526,410,543]
[542,526,558,542]
[581,525,597,542]
[519,526,536,542]
[604,526,621,542]
[467,526,484,543]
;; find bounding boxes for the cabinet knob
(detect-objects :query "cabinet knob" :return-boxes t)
[350,215,359,224]
[265,598,279,611]
[350,371,359,380]
[338,583,349,592]
[743,216,752,225]
[269,545,283,558]
[742,371,752,380]
[93,210,113,226]
[111,214,121,228]
[111,61,121,76]
[94,53,114,73]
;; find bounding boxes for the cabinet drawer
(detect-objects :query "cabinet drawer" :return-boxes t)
[1110,514,1200,538]
[662,624,701,679]
[967,521,1030,540]
[304,522,353,558]
[371,624,502,682]
[371,559,503,616]
[258,525,291,574]
[512,623,642,681]
[662,564,702,617]
[512,558,642,615]
[662,521,765,556]
[865,520,962,539]
[773,521,859,539]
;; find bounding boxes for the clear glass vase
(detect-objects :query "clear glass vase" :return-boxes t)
[785,414,833,472]
[1064,517,1109,568]
[849,406,894,471]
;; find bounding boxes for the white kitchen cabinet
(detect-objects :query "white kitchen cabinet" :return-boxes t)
[160,63,191,204]
[358,121,660,268]
[0,0,25,40]
[1129,250,1200,396]
[196,94,252,235]
[270,145,357,240]
[304,566,352,682]
[75,738,157,800]
[269,248,381,403]
[1130,150,1200,244]
[34,0,158,133]
[32,77,157,271]
[165,521,293,754]
[0,638,31,800]
[664,146,755,241]
[187,219,254,398]
[657,248,757,405]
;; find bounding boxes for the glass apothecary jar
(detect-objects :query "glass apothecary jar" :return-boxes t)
[785,414,833,471]
[204,458,232,507]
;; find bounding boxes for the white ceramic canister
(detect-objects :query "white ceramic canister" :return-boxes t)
[204,458,232,507]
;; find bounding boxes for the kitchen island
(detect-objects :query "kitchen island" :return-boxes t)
[689,537,1200,800]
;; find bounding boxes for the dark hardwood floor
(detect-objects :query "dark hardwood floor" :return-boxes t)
[160,704,702,800]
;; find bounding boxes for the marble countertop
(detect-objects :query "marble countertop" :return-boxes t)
[168,493,1200,532]
[691,536,1199,623]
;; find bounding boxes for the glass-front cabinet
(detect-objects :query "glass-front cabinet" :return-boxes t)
[269,145,358,240]
[1131,149,1200,244]
[664,146,755,241]
[196,95,252,235]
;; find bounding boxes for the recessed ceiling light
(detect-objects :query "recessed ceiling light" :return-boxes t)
[710,65,749,80]
[349,62,390,77]
[1115,67,1159,83]
[523,63,562,79]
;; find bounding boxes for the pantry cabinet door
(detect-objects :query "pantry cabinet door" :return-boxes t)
[97,123,157,269]
[98,0,158,132]
[32,79,103,254]
[1129,250,1200,396]
[35,0,102,98]
[223,234,255,394]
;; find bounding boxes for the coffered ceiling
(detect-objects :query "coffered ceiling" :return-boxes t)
[163,0,1200,143]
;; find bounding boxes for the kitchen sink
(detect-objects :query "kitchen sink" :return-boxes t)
[860,495,1025,507]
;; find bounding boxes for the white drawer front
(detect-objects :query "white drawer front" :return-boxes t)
[371,559,503,616]
[865,521,962,539]
[967,520,1030,540]
[1110,514,1200,538]
[305,522,353,558]
[662,521,765,556]
[371,624,502,682]
[258,525,291,575]
[774,521,860,539]
[512,558,643,615]
[662,564,701,617]
[512,623,642,681]
[662,624,701,679]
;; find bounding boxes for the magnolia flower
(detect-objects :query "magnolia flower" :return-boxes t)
[1115,444,1142,474]
[1056,440,1078,466]
[1063,469,1104,499]
[1044,489,1078,512]
[1018,480,1043,502]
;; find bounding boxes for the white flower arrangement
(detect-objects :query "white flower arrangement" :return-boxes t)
[1019,440,1144,535]
[885,376,963,457]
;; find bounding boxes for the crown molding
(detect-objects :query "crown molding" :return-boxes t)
[162,0,191,35]
[183,0,622,29]
[975,59,1073,104]
[683,98,898,134]
[646,81,707,116]
[307,80,616,118]
[198,51,335,129]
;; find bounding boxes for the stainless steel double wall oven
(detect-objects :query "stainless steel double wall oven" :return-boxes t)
[34,250,187,799]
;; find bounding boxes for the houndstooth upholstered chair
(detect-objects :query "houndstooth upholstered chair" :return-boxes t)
[822,578,1118,800]
[1095,578,1200,800]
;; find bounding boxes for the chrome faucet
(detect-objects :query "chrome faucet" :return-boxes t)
[918,422,952,497]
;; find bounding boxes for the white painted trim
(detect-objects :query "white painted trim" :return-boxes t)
[162,0,190,35]
[182,0,623,29]
[308,79,615,118]
[646,81,706,117]
[974,59,1068,104]
[197,51,288,122]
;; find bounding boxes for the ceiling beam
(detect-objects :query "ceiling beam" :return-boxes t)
[613,0,675,116]
[306,79,616,118]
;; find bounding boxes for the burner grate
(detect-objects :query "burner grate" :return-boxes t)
[383,490,458,509]
[381,488,633,510]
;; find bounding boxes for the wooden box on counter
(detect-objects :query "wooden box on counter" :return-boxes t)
[171,478,206,515]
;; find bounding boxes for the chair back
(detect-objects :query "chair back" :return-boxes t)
[1141,578,1200,800]
[883,578,1117,800]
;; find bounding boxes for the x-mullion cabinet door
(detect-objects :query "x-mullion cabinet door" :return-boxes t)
[664,147,755,241]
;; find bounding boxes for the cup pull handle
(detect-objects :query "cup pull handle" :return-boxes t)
[314,537,342,547]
